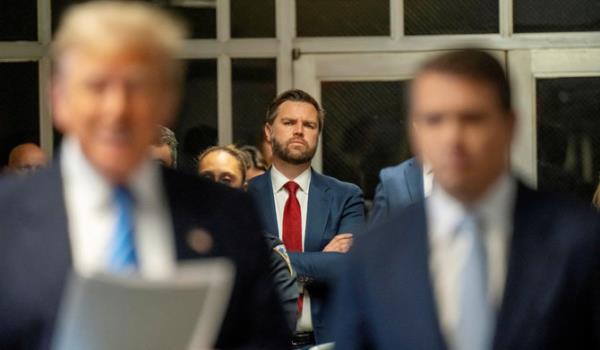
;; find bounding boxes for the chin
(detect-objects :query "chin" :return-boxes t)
[90,152,142,183]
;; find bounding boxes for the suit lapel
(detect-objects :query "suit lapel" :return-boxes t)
[305,171,330,252]
[405,158,424,202]
[24,165,72,290]
[256,170,279,238]
[493,184,563,349]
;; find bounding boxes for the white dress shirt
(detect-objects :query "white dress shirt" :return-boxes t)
[423,164,434,198]
[271,165,313,331]
[61,137,176,280]
[426,173,516,349]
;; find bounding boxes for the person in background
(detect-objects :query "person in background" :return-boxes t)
[150,125,177,168]
[5,143,48,175]
[0,2,290,349]
[197,145,299,331]
[248,89,365,348]
[198,146,248,189]
[240,145,268,181]
[369,156,429,224]
[333,49,600,350]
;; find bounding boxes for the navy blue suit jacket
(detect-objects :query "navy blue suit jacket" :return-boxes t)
[0,165,291,350]
[369,157,423,225]
[247,169,365,342]
[334,183,600,350]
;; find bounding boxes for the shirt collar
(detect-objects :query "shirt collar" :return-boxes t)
[427,172,516,241]
[423,161,434,175]
[60,137,163,209]
[271,165,312,194]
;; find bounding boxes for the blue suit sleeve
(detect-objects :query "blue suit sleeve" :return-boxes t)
[288,251,346,285]
[338,184,366,234]
[289,185,365,285]
[369,169,389,225]
[329,250,371,349]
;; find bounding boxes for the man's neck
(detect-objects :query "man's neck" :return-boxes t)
[272,158,311,180]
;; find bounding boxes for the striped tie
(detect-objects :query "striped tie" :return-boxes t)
[107,186,138,272]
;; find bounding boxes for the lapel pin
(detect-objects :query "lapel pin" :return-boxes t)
[186,227,214,254]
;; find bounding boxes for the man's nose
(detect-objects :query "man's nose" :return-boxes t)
[293,122,304,135]
[103,82,129,121]
[444,119,465,142]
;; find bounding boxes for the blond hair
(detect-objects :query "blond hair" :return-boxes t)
[52,1,187,84]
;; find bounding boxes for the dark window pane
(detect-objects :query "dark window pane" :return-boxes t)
[231,0,275,38]
[232,59,277,147]
[537,77,600,203]
[515,0,600,33]
[297,0,389,37]
[322,81,410,201]
[0,2,37,40]
[0,62,39,167]
[405,0,498,35]
[175,59,218,174]
[52,0,216,39]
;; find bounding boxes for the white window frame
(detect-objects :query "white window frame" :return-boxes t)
[293,51,506,173]
[508,48,600,186]
[0,0,599,164]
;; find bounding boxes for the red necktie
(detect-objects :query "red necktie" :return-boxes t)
[282,181,303,315]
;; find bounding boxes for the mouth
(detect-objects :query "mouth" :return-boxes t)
[288,139,307,147]
[95,129,132,146]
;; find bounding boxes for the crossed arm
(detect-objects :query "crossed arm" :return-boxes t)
[289,187,365,285]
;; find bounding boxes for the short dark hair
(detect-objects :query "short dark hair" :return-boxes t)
[265,89,325,130]
[416,49,512,112]
[197,145,247,184]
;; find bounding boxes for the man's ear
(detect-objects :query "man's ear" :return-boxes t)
[264,123,272,143]
[51,78,70,134]
[409,116,421,159]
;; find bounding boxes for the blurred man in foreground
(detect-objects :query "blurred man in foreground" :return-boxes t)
[5,143,48,175]
[198,145,300,331]
[0,2,290,349]
[333,50,600,349]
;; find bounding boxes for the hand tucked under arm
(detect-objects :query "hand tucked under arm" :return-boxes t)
[322,233,353,253]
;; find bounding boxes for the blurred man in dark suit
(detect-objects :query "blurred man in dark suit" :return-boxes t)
[0,2,290,349]
[248,89,365,347]
[333,49,600,350]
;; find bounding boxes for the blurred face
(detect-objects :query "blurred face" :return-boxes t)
[198,151,245,189]
[150,144,174,168]
[52,45,176,184]
[266,101,319,166]
[410,71,514,204]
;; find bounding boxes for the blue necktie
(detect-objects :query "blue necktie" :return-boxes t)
[455,213,494,350]
[108,186,138,272]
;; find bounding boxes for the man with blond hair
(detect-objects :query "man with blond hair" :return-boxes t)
[0,2,290,349]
